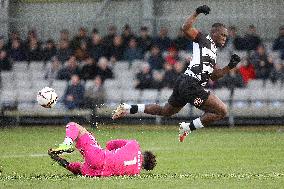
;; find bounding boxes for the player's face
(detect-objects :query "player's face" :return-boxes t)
[214,27,228,47]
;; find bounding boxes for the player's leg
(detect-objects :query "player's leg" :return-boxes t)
[179,93,228,141]
[51,122,89,154]
[199,93,228,125]
[112,102,183,119]
[112,77,185,119]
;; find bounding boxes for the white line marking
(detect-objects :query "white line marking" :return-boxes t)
[0,153,48,159]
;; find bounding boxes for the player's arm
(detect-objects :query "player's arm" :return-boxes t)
[182,5,211,41]
[210,54,241,81]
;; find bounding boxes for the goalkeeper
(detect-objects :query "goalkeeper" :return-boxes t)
[48,122,156,177]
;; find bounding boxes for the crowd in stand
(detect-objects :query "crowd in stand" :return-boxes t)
[0,24,284,109]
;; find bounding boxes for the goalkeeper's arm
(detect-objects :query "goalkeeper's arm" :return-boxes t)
[48,149,81,175]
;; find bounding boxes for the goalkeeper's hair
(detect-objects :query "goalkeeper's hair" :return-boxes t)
[142,151,157,171]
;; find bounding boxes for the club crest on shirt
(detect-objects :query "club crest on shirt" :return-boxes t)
[194,98,204,107]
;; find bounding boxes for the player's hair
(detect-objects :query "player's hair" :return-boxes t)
[142,151,157,171]
[211,23,226,34]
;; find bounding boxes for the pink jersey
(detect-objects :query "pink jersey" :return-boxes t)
[67,133,143,177]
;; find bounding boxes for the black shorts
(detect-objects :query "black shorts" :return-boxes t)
[168,75,210,108]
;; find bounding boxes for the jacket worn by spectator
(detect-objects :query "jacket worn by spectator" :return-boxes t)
[63,75,85,110]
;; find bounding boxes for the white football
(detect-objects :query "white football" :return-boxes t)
[37,87,58,108]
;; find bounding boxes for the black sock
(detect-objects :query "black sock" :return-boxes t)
[189,121,196,131]
[130,105,138,114]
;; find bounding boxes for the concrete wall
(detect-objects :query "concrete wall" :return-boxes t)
[8,0,143,41]
[0,0,9,39]
[6,0,284,41]
[154,0,284,40]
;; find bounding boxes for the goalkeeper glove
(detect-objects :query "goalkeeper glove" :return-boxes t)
[48,149,70,168]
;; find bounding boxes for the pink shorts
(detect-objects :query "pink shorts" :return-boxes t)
[76,133,105,170]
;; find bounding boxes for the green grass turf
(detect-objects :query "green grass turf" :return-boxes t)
[0,125,284,189]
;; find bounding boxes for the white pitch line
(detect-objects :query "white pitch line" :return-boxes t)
[0,153,48,159]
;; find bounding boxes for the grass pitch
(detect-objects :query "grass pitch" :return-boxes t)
[0,124,283,189]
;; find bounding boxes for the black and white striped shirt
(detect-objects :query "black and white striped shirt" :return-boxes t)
[184,33,217,86]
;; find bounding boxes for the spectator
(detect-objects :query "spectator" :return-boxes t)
[163,63,176,88]
[270,63,284,85]
[243,25,262,51]
[26,36,42,62]
[173,61,185,75]
[147,45,164,71]
[250,44,274,80]
[56,39,73,63]
[272,26,284,60]
[108,35,124,62]
[63,74,85,110]
[70,27,91,51]
[153,27,172,52]
[59,29,70,42]
[43,39,57,62]
[9,39,26,61]
[84,75,105,126]
[57,56,80,80]
[152,71,164,89]
[135,63,153,89]
[163,61,184,88]
[44,56,62,85]
[103,25,117,48]
[74,40,89,62]
[123,38,143,65]
[165,47,179,65]
[0,50,12,71]
[121,24,135,49]
[216,69,244,89]
[137,26,153,54]
[174,28,193,52]
[0,36,7,51]
[84,76,106,109]
[7,31,22,51]
[80,57,97,81]
[89,33,106,62]
[92,27,99,35]
[226,26,245,50]
[96,57,113,81]
[24,30,38,47]
[238,58,256,85]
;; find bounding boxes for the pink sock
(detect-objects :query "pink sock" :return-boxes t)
[66,122,79,141]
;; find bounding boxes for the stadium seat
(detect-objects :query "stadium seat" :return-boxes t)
[29,61,44,71]
[14,62,28,71]
[51,80,68,98]
[233,88,251,101]
[217,50,230,67]
[247,80,265,89]
[0,89,17,103]
[140,89,159,103]
[159,88,172,102]
[104,79,122,90]
[212,88,231,102]
[105,88,124,103]
[113,62,129,73]
[122,89,142,103]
